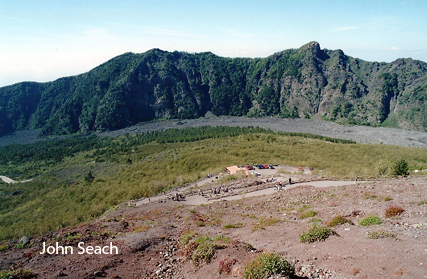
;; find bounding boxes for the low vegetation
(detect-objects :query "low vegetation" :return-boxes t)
[367,230,397,239]
[298,210,317,219]
[223,223,244,229]
[417,200,427,206]
[0,269,36,279]
[181,233,229,267]
[297,205,311,213]
[1,126,427,240]
[0,244,9,252]
[308,218,322,223]
[191,240,218,266]
[299,224,339,243]
[359,215,383,226]
[181,230,198,245]
[327,215,354,227]
[385,206,405,218]
[252,217,281,231]
[244,252,295,279]
[392,159,409,176]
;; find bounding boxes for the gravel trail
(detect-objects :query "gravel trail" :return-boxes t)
[134,179,357,206]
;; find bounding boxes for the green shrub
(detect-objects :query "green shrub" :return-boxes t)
[385,206,404,218]
[327,215,354,227]
[244,252,295,279]
[308,218,322,223]
[66,233,82,241]
[182,235,228,267]
[417,200,427,206]
[191,241,217,266]
[213,235,232,243]
[223,223,243,229]
[297,205,311,213]
[392,159,409,176]
[298,210,317,219]
[180,230,197,245]
[299,224,339,243]
[0,269,36,279]
[84,171,95,184]
[223,224,236,229]
[0,244,9,251]
[359,215,382,226]
[252,218,281,231]
[367,230,397,239]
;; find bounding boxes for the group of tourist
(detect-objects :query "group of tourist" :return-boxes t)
[274,177,292,191]
[212,186,230,195]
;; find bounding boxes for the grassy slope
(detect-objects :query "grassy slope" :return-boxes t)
[1,130,427,240]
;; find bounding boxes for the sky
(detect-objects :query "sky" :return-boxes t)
[1,0,426,87]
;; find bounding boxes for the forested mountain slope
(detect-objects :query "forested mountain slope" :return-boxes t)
[1,42,427,136]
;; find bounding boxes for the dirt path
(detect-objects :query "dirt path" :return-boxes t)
[133,165,354,206]
[184,180,358,205]
[135,179,358,206]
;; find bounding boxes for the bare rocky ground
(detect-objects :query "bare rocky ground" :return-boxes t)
[1,171,427,279]
[2,116,427,148]
[98,116,427,148]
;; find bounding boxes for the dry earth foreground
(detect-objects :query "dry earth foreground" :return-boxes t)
[1,167,427,279]
[2,116,427,148]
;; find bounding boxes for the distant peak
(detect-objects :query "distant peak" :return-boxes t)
[298,41,322,57]
[145,48,166,54]
[301,41,321,50]
[308,41,320,48]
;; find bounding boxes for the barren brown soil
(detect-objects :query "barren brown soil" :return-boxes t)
[1,171,426,279]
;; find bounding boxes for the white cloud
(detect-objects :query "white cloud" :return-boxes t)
[390,47,399,50]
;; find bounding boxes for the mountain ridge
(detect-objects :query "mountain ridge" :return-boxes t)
[1,41,427,136]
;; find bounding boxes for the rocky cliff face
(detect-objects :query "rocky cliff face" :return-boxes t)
[1,42,426,136]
